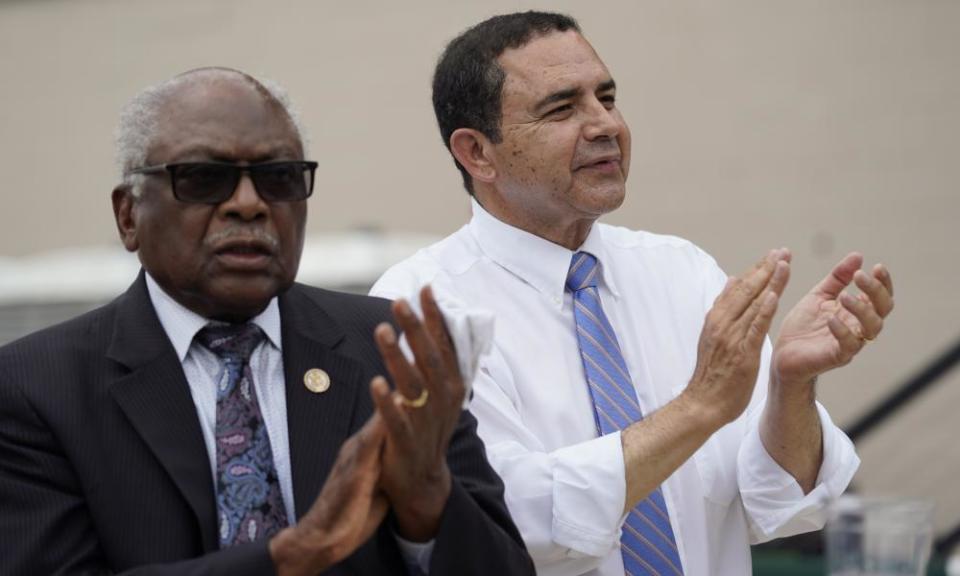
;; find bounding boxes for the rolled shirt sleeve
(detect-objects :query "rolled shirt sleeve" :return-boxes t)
[551,432,628,556]
[738,400,860,543]
[700,250,860,545]
[468,362,627,575]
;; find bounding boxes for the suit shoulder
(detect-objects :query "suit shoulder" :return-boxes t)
[0,298,119,365]
[288,284,392,327]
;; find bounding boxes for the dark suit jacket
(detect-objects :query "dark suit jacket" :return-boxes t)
[0,274,534,576]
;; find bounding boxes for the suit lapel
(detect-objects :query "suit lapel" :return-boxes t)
[280,287,366,520]
[104,279,369,544]
[106,273,219,551]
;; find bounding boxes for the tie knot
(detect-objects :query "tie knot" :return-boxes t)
[196,323,265,363]
[567,251,600,292]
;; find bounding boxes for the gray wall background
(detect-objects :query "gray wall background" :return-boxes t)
[1,0,958,534]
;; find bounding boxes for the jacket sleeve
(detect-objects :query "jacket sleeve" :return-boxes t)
[0,363,276,576]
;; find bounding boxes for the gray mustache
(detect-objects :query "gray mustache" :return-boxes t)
[205,227,280,251]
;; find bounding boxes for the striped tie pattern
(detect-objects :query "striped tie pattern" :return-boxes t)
[197,323,288,547]
[566,252,684,576]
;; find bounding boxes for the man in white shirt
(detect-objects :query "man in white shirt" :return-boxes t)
[371,11,894,575]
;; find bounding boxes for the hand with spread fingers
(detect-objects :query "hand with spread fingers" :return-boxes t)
[370,285,466,542]
[773,252,895,387]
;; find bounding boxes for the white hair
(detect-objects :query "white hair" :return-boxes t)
[114,68,310,196]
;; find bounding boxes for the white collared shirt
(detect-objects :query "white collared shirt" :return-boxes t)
[145,274,431,573]
[371,199,859,576]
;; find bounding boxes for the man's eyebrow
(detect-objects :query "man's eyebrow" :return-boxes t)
[534,87,581,112]
[598,79,617,93]
[168,145,222,161]
[534,79,618,113]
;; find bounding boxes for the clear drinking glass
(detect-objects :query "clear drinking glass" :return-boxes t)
[825,495,935,576]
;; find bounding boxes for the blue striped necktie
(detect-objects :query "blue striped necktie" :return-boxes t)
[566,252,685,576]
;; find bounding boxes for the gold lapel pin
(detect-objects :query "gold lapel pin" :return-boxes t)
[304,368,331,394]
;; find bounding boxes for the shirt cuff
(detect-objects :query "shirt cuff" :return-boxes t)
[551,431,626,558]
[394,533,435,575]
[738,401,860,542]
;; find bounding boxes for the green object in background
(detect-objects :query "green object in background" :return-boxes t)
[752,551,822,575]
[751,551,947,575]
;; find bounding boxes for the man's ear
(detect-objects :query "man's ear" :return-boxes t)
[111,186,139,252]
[449,128,498,184]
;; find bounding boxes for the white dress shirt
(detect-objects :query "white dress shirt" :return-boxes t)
[145,274,431,573]
[370,200,860,576]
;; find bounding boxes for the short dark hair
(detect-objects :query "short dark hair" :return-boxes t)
[432,11,581,194]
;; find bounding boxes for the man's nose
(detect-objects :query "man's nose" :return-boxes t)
[583,99,622,141]
[219,174,268,220]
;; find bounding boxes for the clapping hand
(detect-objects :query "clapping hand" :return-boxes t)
[772,252,894,387]
[684,249,791,427]
[371,286,466,542]
[270,414,389,575]
[270,286,466,574]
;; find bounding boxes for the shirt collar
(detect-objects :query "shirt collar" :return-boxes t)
[468,198,620,308]
[144,272,282,361]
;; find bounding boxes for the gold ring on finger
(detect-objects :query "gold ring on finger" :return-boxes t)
[401,389,429,409]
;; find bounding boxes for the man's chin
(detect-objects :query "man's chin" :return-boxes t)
[578,183,626,217]
[198,277,290,322]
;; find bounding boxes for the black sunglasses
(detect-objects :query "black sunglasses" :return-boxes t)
[128,161,319,204]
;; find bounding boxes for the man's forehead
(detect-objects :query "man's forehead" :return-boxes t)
[149,75,302,161]
[158,74,278,121]
[498,31,611,96]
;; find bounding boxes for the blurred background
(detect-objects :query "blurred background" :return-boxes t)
[0,0,957,572]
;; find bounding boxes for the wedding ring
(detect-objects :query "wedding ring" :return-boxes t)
[401,389,429,408]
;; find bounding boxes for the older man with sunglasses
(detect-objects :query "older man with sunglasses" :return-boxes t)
[0,68,534,576]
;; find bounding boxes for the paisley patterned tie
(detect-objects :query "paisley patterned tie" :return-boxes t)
[196,323,288,547]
